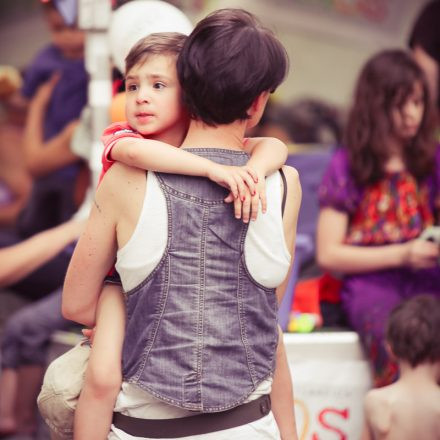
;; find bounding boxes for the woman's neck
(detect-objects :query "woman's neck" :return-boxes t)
[180,119,247,151]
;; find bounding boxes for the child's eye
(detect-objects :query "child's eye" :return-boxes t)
[153,82,166,90]
[126,83,138,92]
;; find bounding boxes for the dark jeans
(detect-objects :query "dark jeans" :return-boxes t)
[1,289,76,369]
[0,230,73,301]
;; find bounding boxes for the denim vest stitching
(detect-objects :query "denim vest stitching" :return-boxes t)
[130,256,171,382]
[237,260,258,387]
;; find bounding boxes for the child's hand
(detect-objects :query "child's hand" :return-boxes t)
[225,185,261,223]
[224,167,267,222]
[206,162,258,201]
[82,327,96,345]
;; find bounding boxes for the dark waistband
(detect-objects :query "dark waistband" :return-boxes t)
[112,394,271,438]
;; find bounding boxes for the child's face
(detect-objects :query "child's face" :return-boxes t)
[125,54,187,142]
[390,81,425,142]
[45,8,85,59]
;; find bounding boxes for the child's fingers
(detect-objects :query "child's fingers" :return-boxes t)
[224,192,235,203]
[81,327,95,344]
[241,189,252,223]
[239,170,256,194]
[226,176,239,199]
[244,166,258,183]
[250,192,260,221]
[235,176,248,203]
[82,328,92,337]
[234,195,243,219]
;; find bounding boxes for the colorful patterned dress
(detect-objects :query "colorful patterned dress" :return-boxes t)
[318,147,440,386]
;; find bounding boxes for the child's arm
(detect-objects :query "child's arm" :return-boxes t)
[110,137,257,203]
[74,283,125,440]
[270,166,301,439]
[23,74,80,177]
[271,327,298,440]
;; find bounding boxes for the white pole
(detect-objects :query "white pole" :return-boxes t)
[78,0,112,190]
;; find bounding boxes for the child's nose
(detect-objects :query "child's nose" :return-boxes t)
[136,88,150,104]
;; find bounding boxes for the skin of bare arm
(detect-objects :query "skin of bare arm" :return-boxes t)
[73,284,126,440]
[110,137,256,201]
[0,219,84,288]
[271,166,302,440]
[22,75,80,178]
[62,165,128,327]
[316,207,440,274]
[111,135,288,222]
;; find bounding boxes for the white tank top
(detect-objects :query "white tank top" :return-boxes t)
[115,170,291,292]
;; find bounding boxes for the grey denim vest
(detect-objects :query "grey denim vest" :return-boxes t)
[121,148,279,412]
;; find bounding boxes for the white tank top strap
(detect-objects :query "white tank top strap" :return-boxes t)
[116,170,291,292]
[115,172,167,292]
[245,171,291,288]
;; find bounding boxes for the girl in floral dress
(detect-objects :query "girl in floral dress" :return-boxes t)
[316,49,440,387]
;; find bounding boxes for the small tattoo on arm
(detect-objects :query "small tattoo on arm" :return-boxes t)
[94,199,102,213]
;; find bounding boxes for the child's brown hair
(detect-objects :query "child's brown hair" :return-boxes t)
[386,294,440,367]
[125,32,187,76]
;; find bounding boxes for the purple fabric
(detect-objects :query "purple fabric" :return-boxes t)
[318,147,440,216]
[22,44,88,142]
[9,44,88,238]
[319,147,440,385]
[317,148,362,214]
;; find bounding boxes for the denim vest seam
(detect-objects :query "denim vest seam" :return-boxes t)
[237,260,258,387]
[236,222,259,386]
[198,207,208,400]
[129,182,173,382]
[182,205,208,406]
[132,256,171,382]
[158,182,225,205]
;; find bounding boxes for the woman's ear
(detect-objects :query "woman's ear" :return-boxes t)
[247,91,270,129]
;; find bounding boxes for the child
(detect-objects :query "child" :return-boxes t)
[0,0,88,299]
[316,49,440,387]
[40,32,296,439]
[361,294,440,440]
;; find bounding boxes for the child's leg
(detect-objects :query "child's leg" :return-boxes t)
[74,283,125,440]
[271,326,298,440]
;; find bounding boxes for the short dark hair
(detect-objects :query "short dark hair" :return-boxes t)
[125,32,187,75]
[386,294,440,368]
[176,8,289,126]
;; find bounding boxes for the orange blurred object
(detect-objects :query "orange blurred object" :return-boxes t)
[109,91,126,123]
